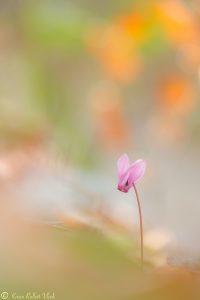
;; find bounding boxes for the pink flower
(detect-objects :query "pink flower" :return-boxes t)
[117,153,146,193]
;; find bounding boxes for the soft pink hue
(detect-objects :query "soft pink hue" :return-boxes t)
[117,153,146,193]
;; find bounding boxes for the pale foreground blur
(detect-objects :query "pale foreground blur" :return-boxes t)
[0,148,199,299]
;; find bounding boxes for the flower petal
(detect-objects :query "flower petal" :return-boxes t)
[127,159,146,185]
[117,153,129,179]
[118,168,130,192]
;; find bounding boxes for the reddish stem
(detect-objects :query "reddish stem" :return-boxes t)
[133,183,143,267]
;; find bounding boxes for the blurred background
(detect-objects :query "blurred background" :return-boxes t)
[1,0,200,299]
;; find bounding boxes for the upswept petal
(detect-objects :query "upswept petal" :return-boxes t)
[127,159,146,185]
[117,153,129,179]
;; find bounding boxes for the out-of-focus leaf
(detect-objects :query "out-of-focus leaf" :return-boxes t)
[21,2,89,53]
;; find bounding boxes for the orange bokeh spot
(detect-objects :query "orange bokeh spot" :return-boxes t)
[89,84,129,149]
[158,75,196,117]
[86,25,141,83]
[154,0,199,45]
[117,11,147,42]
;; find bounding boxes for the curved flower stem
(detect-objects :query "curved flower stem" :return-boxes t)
[133,183,143,267]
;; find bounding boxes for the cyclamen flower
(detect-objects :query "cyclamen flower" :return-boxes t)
[117,153,146,267]
[117,153,146,193]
